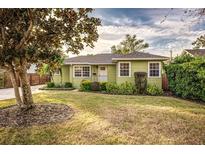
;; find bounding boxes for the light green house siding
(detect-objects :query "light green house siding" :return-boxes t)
[53,60,163,89]
[53,65,70,84]
[107,65,116,83]
[62,65,70,82]
[116,61,162,88]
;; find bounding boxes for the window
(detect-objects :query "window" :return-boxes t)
[74,66,90,77]
[148,62,160,77]
[119,62,130,77]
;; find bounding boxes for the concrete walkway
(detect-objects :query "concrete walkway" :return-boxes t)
[0,85,44,100]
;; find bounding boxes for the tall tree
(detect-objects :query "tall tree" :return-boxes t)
[111,34,149,54]
[0,9,101,110]
[192,35,205,49]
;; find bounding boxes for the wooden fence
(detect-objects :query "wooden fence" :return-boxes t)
[0,72,50,88]
[162,74,169,91]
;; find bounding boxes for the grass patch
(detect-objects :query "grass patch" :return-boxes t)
[0,91,205,144]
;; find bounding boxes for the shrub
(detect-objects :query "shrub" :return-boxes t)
[54,83,62,88]
[106,82,119,94]
[146,84,163,96]
[91,82,100,91]
[106,82,135,95]
[164,56,205,101]
[64,82,72,88]
[80,80,92,91]
[100,82,107,91]
[47,82,55,88]
[118,82,136,95]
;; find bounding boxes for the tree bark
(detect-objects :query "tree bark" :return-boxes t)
[18,62,34,110]
[8,68,23,106]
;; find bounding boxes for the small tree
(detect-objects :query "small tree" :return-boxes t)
[111,34,149,54]
[37,56,64,83]
[0,9,101,110]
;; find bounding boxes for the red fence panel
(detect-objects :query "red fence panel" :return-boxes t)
[162,74,169,91]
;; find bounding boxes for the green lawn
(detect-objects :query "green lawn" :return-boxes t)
[0,90,205,144]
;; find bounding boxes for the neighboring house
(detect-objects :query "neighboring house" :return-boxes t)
[53,51,168,88]
[182,49,205,57]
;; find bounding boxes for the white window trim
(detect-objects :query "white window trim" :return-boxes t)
[148,61,161,78]
[118,62,131,77]
[73,65,91,78]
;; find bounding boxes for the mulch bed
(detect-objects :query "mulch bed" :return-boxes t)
[0,103,74,127]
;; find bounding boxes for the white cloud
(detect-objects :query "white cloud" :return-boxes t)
[69,10,205,58]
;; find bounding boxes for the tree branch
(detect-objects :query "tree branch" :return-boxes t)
[15,9,34,50]
[1,27,5,45]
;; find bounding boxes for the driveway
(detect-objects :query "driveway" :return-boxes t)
[0,85,44,100]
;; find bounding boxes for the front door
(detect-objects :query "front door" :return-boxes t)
[98,66,107,82]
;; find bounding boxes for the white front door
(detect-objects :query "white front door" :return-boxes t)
[98,66,107,82]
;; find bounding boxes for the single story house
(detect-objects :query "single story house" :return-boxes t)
[182,49,205,57]
[53,51,169,88]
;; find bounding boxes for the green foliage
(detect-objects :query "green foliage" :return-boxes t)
[100,82,107,91]
[47,82,55,88]
[111,34,149,54]
[192,34,205,49]
[173,54,194,64]
[106,83,119,94]
[165,56,205,101]
[146,85,163,96]
[106,82,136,95]
[64,82,72,88]
[118,82,136,95]
[54,83,62,88]
[80,80,92,91]
[90,82,100,91]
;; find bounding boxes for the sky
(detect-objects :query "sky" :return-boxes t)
[69,8,205,57]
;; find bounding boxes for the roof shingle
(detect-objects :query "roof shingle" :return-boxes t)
[64,51,168,64]
[185,49,205,57]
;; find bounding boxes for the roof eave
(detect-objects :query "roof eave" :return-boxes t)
[63,62,115,65]
[112,58,169,61]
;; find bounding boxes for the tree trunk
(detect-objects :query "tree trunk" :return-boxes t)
[18,64,34,110]
[8,69,23,106]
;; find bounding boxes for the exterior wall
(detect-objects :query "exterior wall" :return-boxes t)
[62,65,70,82]
[116,61,162,88]
[53,61,163,89]
[53,65,70,84]
[107,65,116,83]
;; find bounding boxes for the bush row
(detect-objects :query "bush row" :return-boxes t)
[80,80,163,96]
[47,82,72,88]
[164,55,205,101]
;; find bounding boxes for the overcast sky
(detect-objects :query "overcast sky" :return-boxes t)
[69,8,205,57]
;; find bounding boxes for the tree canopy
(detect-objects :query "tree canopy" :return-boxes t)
[111,34,149,54]
[192,35,205,49]
[0,8,101,109]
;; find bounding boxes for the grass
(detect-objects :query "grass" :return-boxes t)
[0,90,205,144]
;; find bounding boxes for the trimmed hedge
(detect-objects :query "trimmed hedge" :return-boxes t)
[47,82,55,88]
[64,82,72,88]
[47,82,73,88]
[165,55,205,101]
[100,82,107,91]
[106,82,136,95]
[80,80,92,91]
[91,82,100,91]
[146,84,163,96]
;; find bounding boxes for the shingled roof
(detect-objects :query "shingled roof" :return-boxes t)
[185,49,205,57]
[64,51,168,64]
